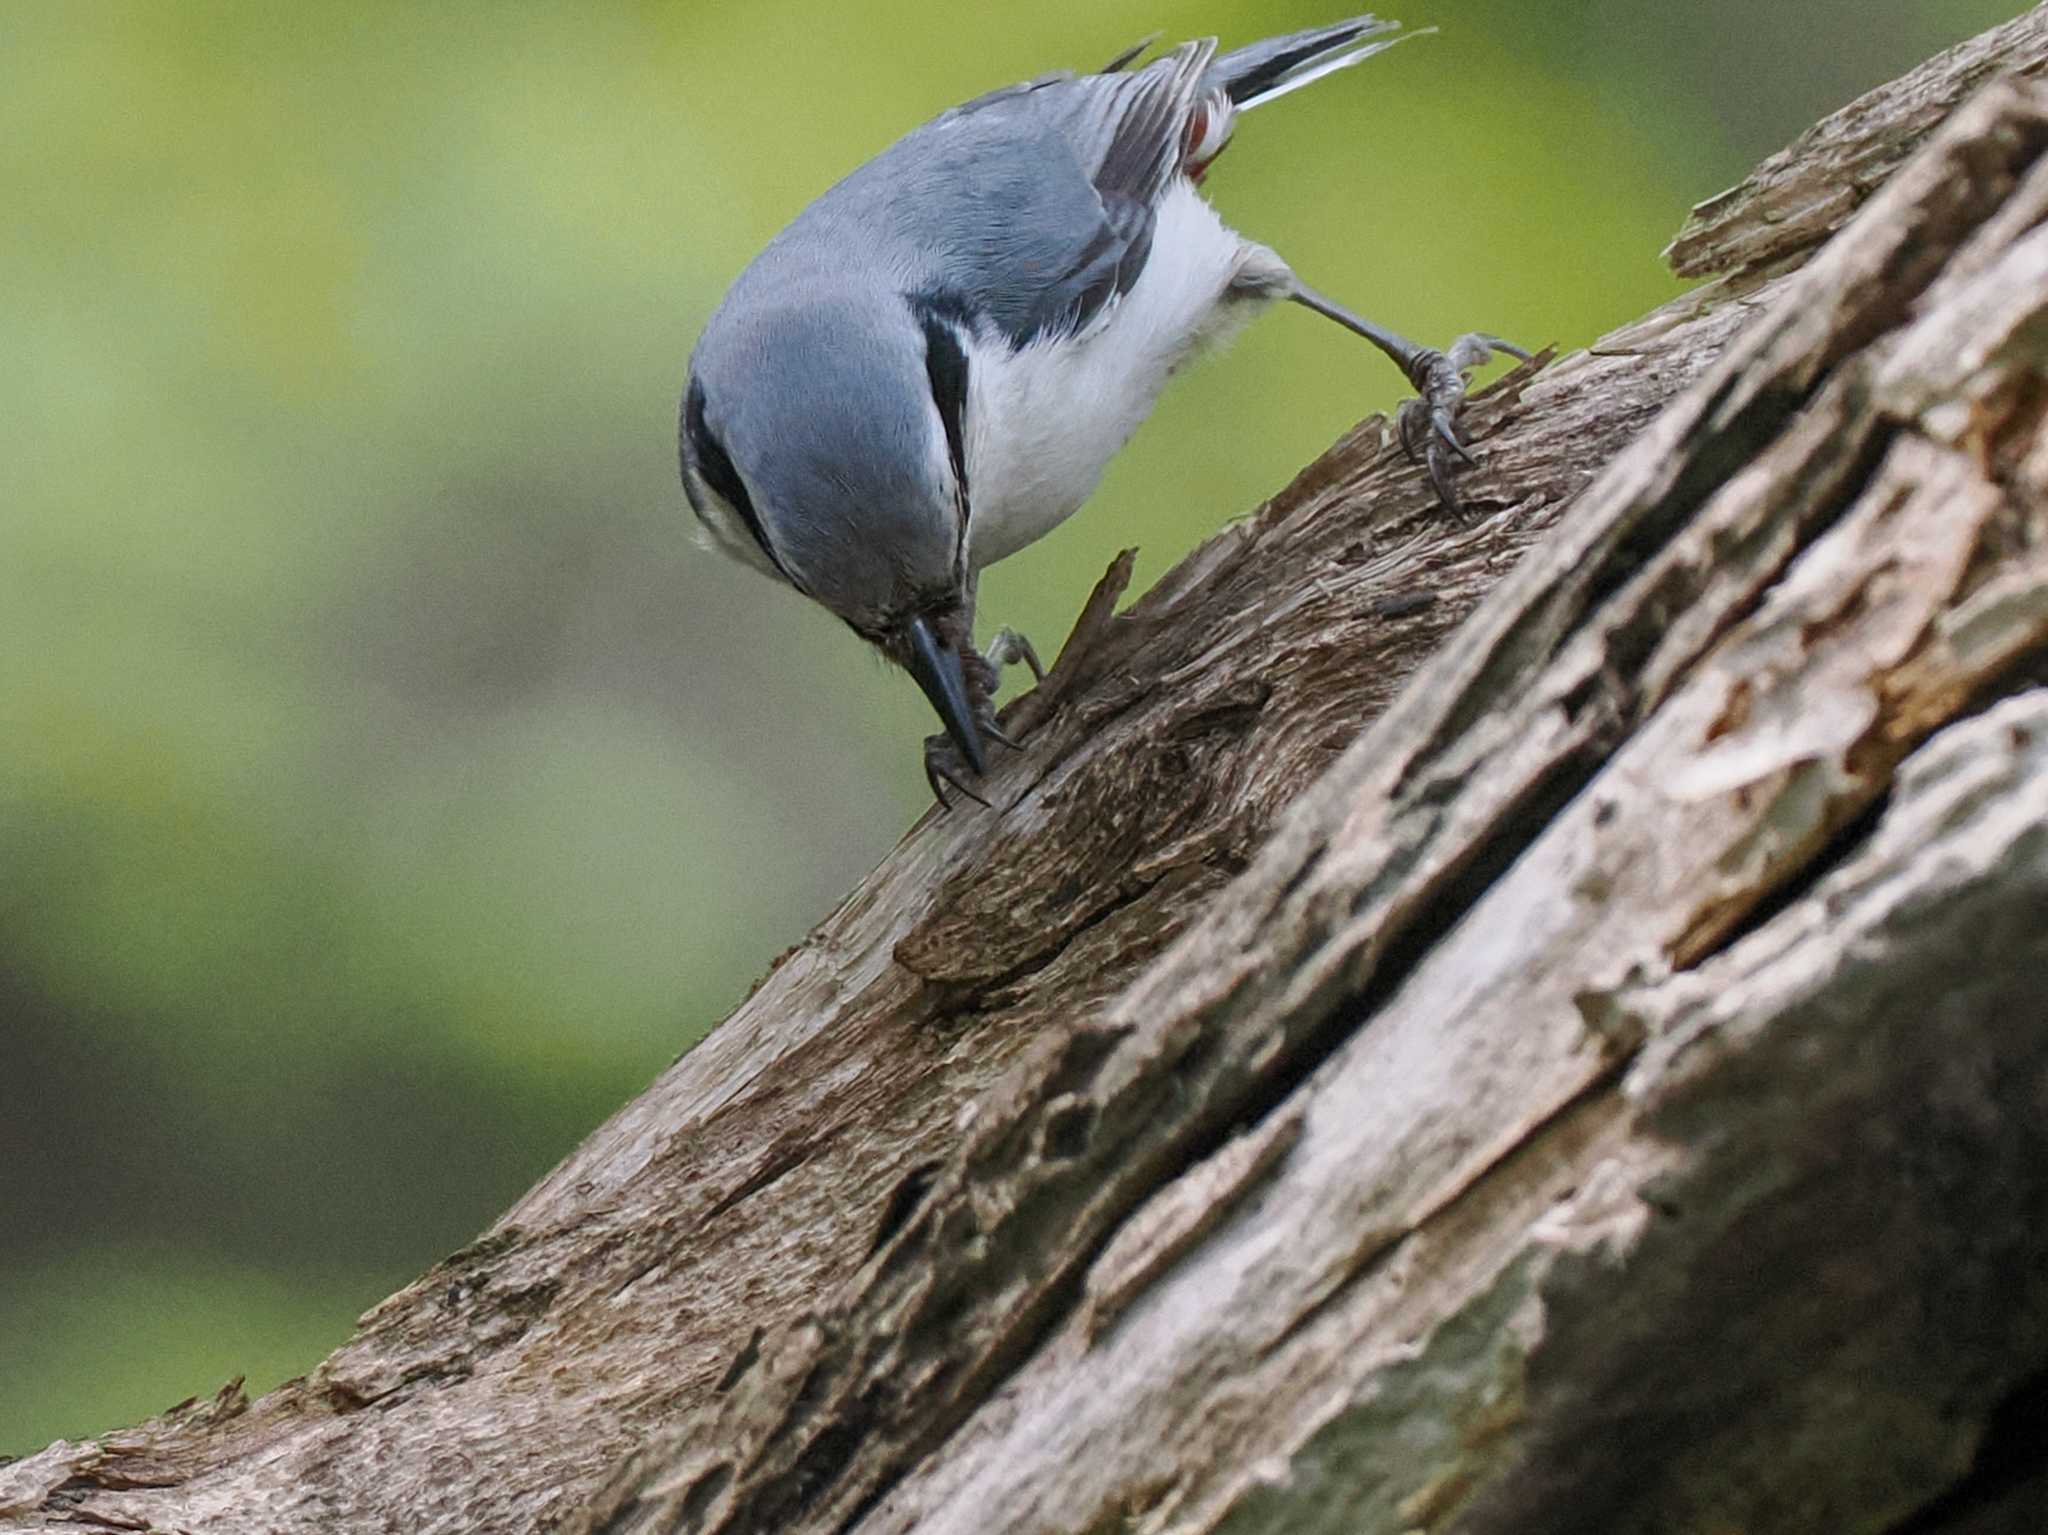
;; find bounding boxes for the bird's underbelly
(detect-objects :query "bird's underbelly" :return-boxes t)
[962,182,1273,571]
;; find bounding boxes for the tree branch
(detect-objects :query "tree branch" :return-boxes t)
[7,13,2048,1535]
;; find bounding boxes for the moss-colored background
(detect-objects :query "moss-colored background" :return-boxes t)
[0,0,2020,1455]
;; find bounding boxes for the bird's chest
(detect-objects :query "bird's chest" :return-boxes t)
[961,184,1258,570]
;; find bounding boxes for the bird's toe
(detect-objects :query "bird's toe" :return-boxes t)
[984,627,1046,684]
[1397,332,1532,516]
[923,735,993,812]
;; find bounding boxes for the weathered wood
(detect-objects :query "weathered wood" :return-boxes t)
[6,15,2048,1535]
[575,73,2048,1535]
[1667,4,2048,279]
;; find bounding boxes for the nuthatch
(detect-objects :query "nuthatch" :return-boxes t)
[680,16,1523,805]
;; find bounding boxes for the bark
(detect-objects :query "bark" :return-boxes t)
[9,13,2048,1535]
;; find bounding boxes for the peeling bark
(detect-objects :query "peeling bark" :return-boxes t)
[7,13,2048,1535]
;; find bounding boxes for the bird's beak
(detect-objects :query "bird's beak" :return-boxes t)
[904,614,985,776]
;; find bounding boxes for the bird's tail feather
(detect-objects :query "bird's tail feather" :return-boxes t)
[1208,16,1422,111]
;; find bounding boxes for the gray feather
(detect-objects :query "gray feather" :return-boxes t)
[688,286,961,626]
[1099,32,1160,73]
[715,41,1217,353]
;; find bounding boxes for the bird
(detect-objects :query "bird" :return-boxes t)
[680,16,1524,808]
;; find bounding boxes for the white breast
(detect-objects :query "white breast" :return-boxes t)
[961,180,1277,571]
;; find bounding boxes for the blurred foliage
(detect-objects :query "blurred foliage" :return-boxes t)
[0,0,2021,1457]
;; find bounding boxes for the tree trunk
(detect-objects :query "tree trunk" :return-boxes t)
[10,12,2048,1534]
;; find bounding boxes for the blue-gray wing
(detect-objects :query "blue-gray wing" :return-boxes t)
[747,40,1217,349]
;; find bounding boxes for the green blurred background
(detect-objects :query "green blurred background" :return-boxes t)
[0,0,2019,1456]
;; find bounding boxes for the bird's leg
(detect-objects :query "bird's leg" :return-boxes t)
[1288,280,1529,512]
[974,626,1045,755]
[985,627,1046,685]
[920,626,1045,810]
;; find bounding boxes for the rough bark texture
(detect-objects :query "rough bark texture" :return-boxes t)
[8,13,2048,1535]
[1665,3,2048,279]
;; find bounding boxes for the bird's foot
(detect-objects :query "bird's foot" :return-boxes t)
[985,626,1046,684]
[922,631,1041,811]
[1394,332,1531,514]
[923,733,992,811]
[923,708,1025,812]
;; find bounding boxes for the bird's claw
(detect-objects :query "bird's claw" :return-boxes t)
[920,627,1046,810]
[1396,332,1530,515]
[923,705,1022,809]
[924,736,992,811]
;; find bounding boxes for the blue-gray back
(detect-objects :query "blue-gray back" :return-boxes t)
[680,22,1393,621]
[716,39,1217,351]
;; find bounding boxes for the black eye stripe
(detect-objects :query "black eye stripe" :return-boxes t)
[682,376,790,579]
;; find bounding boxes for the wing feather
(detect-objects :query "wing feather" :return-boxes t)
[709,39,1219,369]
[785,43,1219,349]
